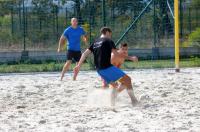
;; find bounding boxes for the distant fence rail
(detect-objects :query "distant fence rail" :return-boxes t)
[0,47,199,63]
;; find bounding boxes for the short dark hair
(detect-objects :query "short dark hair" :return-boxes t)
[120,43,128,48]
[100,27,112,35]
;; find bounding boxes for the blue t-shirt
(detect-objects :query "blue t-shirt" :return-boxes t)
[63,26,86,51]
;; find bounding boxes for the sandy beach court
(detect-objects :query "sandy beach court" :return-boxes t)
[0,68,200,131]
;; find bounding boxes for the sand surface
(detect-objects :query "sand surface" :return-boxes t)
[0,68,200,132]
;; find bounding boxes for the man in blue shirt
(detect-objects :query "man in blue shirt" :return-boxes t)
[57,18,87,81]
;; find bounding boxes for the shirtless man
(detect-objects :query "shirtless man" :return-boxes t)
[102,43,138,88]
[111,43,138,68]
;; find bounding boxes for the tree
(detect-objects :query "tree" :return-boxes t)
[31,0,55,31]
[60,0,85,23]
[107,0,144,16]
[0,0,19,16]
[155,0,173,37]
[191,0,200,8]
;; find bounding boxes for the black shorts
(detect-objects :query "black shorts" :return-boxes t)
[67,50,81,62]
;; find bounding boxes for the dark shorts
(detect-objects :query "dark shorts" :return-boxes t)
[67,50,81,62]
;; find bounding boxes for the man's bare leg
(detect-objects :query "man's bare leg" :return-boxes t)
[73,62,79,80]
[117,83,138,105]
[127,89,138,106]
[116,83,126,92]
[110,83,118,108]
[61,60,71,81]
[118,75,138,106]
[102,78,108,88]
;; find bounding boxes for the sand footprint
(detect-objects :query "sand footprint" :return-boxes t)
[15,85,26,89]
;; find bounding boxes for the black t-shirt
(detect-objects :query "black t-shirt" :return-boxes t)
[89,37,116,70]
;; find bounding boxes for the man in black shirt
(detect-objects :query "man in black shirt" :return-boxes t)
[73,27,138,107]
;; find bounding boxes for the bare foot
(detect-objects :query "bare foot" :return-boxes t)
[73,66,80,81]
[127,89,139,106]
[73,75,76,81]
[60,76,63,81]
[131,99,139,106]
[111,107,117,112]
[73,71,78,81]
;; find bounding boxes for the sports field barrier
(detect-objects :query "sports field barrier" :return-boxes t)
[0,47,199,63]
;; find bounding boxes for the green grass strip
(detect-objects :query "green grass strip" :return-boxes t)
[0,58,199,73]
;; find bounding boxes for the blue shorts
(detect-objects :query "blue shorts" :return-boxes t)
[97,66,126,84]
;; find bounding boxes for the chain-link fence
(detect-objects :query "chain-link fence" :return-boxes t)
[0,0,199,51]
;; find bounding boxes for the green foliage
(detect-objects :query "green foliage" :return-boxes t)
[0,16,24,49]
[191,0,200,8]
[187,28,200,47]
[107,0,144,15]
[0,29,12,43]
[32,0,55,21]
[0,16,12,45]
[0,1,12,16]
[32,0,54,8]
[0,15,11,26]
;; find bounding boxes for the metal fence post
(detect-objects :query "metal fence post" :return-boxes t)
[153,0,156,48]
[25,7,28,37]
[188,7,191,33]
[56,6,59,40]
[65,7,68,27]
[11,5,14,35]
[196,7,198,27]
[22,0,26,51]
[21,0,29,61]
[89,0,92,43]
[180,0,183,38]
[102,0,106,26]
[18,2,22,31]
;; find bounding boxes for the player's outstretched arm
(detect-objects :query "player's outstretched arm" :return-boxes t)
[126,56,138,62]
[82,35,88,44]
[73,49,91,80]
[57,35,66,52]
[112,49,123,58]
[77,49,91,67]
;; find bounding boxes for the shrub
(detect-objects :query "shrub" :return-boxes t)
[187,28,200,47]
